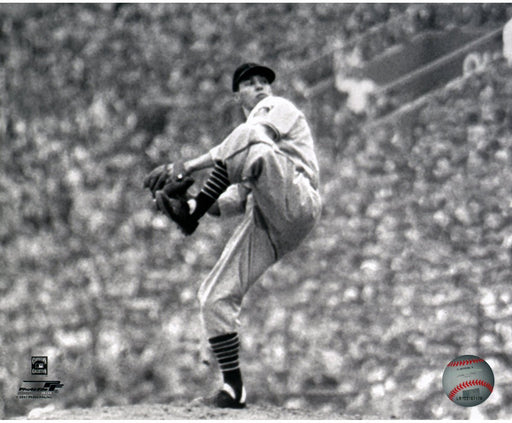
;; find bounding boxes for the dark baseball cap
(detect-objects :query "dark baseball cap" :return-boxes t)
[232,63,275,92]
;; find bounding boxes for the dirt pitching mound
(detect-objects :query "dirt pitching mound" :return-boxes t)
[20,400,380,420]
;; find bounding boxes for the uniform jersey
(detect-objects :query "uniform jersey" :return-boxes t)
[246,96,320,190]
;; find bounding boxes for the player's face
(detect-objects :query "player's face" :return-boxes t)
[237,75,272,111]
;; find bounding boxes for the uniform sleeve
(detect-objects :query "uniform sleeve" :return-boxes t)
[208,142,223,164]
[250,97,301,140]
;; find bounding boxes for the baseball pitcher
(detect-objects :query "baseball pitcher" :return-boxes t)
[144,63,322,408]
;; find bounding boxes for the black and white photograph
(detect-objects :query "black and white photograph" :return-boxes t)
[1,3,511,420]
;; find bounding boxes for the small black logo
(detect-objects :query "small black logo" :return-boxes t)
[17,380,64,399]
[31,356,48,375]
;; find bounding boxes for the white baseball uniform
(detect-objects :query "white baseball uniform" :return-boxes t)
[197,95,322,337]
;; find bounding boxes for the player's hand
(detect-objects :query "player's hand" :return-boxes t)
[144,161,193,199]
[143,163,169,196]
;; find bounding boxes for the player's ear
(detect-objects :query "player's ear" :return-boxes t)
[233,92,241,104]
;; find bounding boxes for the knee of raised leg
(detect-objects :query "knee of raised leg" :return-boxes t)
[232,123,252,138]
[237,122,275,144]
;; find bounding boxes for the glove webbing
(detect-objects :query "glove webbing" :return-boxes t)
[191,160,230,220]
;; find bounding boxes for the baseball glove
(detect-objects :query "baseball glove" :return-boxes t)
[155,193,199,235]
[143,161,194,199]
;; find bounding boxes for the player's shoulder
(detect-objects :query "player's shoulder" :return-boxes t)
[258,95,297,110]
[250,96,300,120]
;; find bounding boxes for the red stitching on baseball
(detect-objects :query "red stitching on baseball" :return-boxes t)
[448,379,493,400]
[447,358,484,367]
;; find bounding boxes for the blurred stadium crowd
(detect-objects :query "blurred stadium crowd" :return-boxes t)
[1,3,511,419]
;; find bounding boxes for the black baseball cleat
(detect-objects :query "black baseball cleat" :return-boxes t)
[193,383,247,409]
[155,192,198,235]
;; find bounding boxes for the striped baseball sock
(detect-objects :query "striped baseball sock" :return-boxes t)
[190,161,230,220]
[209,332,243,398]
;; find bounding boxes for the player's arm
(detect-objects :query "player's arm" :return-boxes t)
[250,97,301,141]
[249,122,278,142]
[181,123,273,175]
[183,152,214,175]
